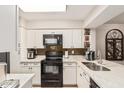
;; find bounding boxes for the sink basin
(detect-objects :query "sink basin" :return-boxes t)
[82,62,110,71]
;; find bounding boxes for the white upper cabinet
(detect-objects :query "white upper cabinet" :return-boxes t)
[26,30,36,48]
[26,29,83,48]
[63,30,73,48]
[35,31,44,48]
[73,29,83,48]
[63,29,83,48]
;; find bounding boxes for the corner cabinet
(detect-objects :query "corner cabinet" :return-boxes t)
[106,29,124,60]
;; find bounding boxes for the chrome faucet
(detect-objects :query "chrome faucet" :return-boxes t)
[97,50,103,64]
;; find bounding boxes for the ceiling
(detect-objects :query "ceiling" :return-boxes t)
[22,5,97,21]
[106,12,124,24]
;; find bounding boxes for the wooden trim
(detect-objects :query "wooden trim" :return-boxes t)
[63,84,78,87]
[33,85,41,87]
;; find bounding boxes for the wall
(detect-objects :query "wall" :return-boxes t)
[96,24,124,59]
[90,29,96,51]
[26,20,83,29]
[19,15,27,61]
[0,5,16,52]
[0,5,20,73]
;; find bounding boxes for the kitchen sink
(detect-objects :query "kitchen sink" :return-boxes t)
[82,62,110,71]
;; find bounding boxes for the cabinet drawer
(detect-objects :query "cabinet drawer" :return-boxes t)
[30,63,40,66]
[20,62,31,67]
[20,62,40,67]
[63,62,77,67]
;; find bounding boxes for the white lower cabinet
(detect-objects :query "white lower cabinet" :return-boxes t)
[31,66,41,85]
[77,66,90,88]
[63,62,77,85]
[20,63,41,85]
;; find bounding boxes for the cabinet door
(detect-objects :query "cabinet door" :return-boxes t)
[77,66,89,88]
[32,66,41,85]
[26,30,36,48]
[73,29,83,48]
[63,30,73,48]
[20,66,32,73]
[63,66,76,85]
[35,31,44,48]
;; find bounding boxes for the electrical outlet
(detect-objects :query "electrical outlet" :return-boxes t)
[72,50,74,54]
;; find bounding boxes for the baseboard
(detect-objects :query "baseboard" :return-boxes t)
[63,84,78,87]
[33,85,41,87]
[33,84,78,88]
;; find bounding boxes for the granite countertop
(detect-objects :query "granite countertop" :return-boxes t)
[20,55,124,88]
[6,74,35,88]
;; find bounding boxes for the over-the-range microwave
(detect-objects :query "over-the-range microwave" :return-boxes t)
[43,34,62,45]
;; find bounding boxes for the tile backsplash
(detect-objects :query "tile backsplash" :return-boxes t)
[28,48,87,55]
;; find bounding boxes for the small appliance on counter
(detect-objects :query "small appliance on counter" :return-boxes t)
[27,49,36,59]
[85,50,95,61]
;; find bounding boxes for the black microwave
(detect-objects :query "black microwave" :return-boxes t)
[43,34,62,45]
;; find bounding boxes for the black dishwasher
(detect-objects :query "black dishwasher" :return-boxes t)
[90,78,100,88]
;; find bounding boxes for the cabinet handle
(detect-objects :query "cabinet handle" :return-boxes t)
[67,63,72,65]
[29,67,32,69]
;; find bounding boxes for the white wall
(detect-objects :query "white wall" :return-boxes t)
[26,20,83,29]
[0,5,20,73]
[0,5,16,52]
[96,24,124,59]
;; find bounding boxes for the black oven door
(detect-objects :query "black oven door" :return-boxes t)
[41,60,63,87]
[41,61,62,75]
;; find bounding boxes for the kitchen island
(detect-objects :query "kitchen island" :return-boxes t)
[7,74,35,88]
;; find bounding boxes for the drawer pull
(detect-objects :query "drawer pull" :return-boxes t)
[67,63,72,65]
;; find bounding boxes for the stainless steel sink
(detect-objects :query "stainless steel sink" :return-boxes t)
[82,62,110,71]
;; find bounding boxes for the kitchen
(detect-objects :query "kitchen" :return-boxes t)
[0,4,124,88]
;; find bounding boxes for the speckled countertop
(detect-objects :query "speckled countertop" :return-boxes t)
[21,55,124,88]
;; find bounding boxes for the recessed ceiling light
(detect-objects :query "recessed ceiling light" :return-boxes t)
[18,5,66,12]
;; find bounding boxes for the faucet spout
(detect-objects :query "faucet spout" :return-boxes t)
[97,50,103,64]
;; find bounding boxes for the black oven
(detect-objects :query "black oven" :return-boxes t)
[41,51,63,87]
[41,60,62,75]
